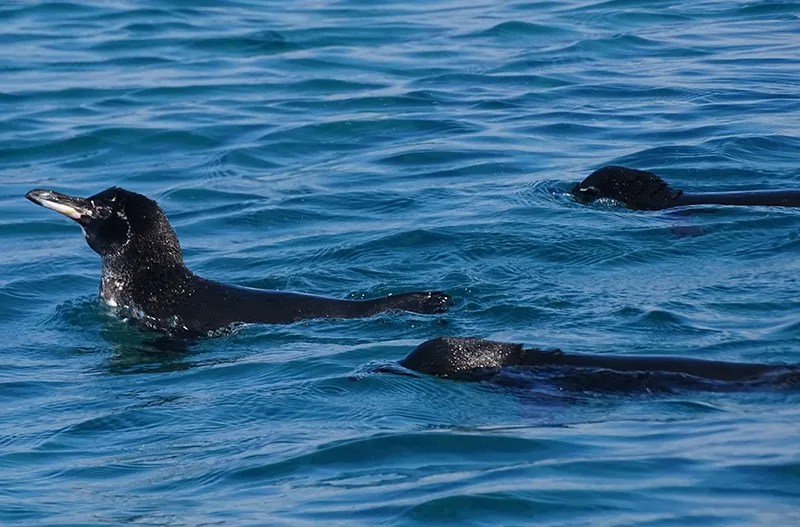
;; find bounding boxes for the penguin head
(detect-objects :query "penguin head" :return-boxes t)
[26,187,183,264]
[400,337,522,377]
[572,165,682,210]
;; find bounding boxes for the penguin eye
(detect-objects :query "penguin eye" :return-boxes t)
[579,186,600,197]
[95,206,113,219]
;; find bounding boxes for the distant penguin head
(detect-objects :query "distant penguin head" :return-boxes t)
[572,166,682,210]
[400,337,522,377]
[26,187,183,265]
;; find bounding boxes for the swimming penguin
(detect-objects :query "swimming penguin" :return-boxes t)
[26,187,450,337]
[399,337,799,389]
[572,165,800,210]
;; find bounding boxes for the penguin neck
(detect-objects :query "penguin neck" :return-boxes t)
[99,245,192,308]
[623,187,683,210]
[673,190,800,208]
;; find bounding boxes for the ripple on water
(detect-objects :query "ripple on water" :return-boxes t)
[4,0,800,525]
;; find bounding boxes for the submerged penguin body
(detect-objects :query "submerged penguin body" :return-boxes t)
[26,187,450,337]
[400,337,798,390]
[572,166,800,210]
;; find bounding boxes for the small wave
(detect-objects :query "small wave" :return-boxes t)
[470,20,579,41]
[188,30,295,55]
[228,430,577,482]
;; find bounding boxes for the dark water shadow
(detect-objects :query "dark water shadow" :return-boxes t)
[97,323,199,375]
[54,297,201,374]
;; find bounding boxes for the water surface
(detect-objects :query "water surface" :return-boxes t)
[2,1,799,525]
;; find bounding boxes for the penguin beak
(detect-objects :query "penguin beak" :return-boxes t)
[571,183,590,203]
[25,189,93,221]
[571,184,600,203]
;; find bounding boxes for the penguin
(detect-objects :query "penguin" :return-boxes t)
[573,166,800,210]
[26,187,450,337]
[398,337,799,390]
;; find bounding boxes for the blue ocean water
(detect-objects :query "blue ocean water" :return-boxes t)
[2,0,800,524]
